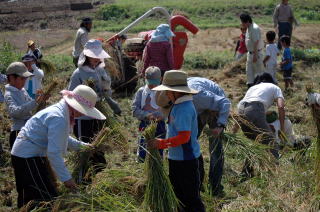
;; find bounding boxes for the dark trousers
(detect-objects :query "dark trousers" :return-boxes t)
[197,113,224,194]
[169,158,205,212]
[277,22,292,49]
[74,119,106,180]
[9,130,20,149]
[11,155,58,208]
[137,120,165,162]
[238,101,279,177]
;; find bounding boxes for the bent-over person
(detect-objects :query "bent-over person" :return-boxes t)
[11,85,106,208]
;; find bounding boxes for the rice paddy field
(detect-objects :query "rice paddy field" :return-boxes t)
[1,0,320,211]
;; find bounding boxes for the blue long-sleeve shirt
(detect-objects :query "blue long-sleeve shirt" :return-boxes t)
[11,100,88,182]
[4,84,37,131]
[0,74,7,102]
[187,77,231,126]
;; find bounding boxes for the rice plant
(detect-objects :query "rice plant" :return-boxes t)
[143,123,180,212]
[306,85,320,193]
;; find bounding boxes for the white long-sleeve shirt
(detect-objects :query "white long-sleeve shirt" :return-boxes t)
[24,64,44,97]
[11,100,88,182]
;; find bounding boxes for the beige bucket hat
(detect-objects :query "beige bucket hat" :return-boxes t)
[152,70,198,94]
[78,39,111,67]
[6,62,34,77]
[61,85,106,120]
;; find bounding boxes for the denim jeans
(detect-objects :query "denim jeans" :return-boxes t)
[197,112,224,194]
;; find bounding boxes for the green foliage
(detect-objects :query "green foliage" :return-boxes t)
[47,54,74,73]
[292,48,320,63]
[184,50,232,69]
[0,41,21,74]
[300,10,320,21]
[97,4,129,21]
[94,0,320,32]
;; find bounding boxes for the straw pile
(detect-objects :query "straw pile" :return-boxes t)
[143,123,179,212]
[306,85,320,193]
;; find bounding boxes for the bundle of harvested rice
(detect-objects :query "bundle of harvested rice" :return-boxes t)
[143,123,180,212]
[36,80,58,112]
[38,60,56,74]
[306,85,320,193]
[228,113,276,172]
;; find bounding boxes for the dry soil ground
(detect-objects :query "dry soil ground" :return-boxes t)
[0,24,319,55]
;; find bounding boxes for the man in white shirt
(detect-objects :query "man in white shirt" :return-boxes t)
[237,73,285,178]
[72,17,92,67]
[240,14,264,88]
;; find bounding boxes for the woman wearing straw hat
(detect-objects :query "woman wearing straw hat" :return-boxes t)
[68,39,121,180]
[10,85,106,208]
[142,24,174,76]
[148,70,205,212]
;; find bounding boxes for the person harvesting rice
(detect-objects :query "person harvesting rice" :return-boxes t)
[4,62,48,149]
[132,66,166,162]
[237,73,285,179]
[68,39,121,179]
[10,85,106,208]
[156,77,231,196]
[148,70,205,212]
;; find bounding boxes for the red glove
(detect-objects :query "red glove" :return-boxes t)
[158,131,191,149]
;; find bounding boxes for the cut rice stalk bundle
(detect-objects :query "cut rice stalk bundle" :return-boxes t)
[228,112,276,173]
[223,132,274,173]
[38,60,56,74]
[71,124,128,182]
[85,79,128,152]
[143,123,179,212]
[306,85,320,193]
[36,80,58,112]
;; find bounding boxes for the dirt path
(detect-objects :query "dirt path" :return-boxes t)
[0,24,319,56]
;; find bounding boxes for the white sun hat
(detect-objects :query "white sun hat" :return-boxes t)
[78,39,111,67]
[152,70,198,94]
[61,85,106,120]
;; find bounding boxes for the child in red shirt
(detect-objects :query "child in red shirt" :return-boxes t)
[235,26,248,60]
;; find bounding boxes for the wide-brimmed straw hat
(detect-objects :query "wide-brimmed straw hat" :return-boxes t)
[61,85,106,120]
[78,39,111,67]
[152,70,198,94]
[6,62,34,78]
[27,40,35,47]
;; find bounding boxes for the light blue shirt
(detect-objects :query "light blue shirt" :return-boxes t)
[0,74,7,102]
[167,97,200,161]
[187,77,231,126]
[11,100,88,182]
[4,84,37,131]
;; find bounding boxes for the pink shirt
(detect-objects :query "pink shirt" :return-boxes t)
[143,41,173,74]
